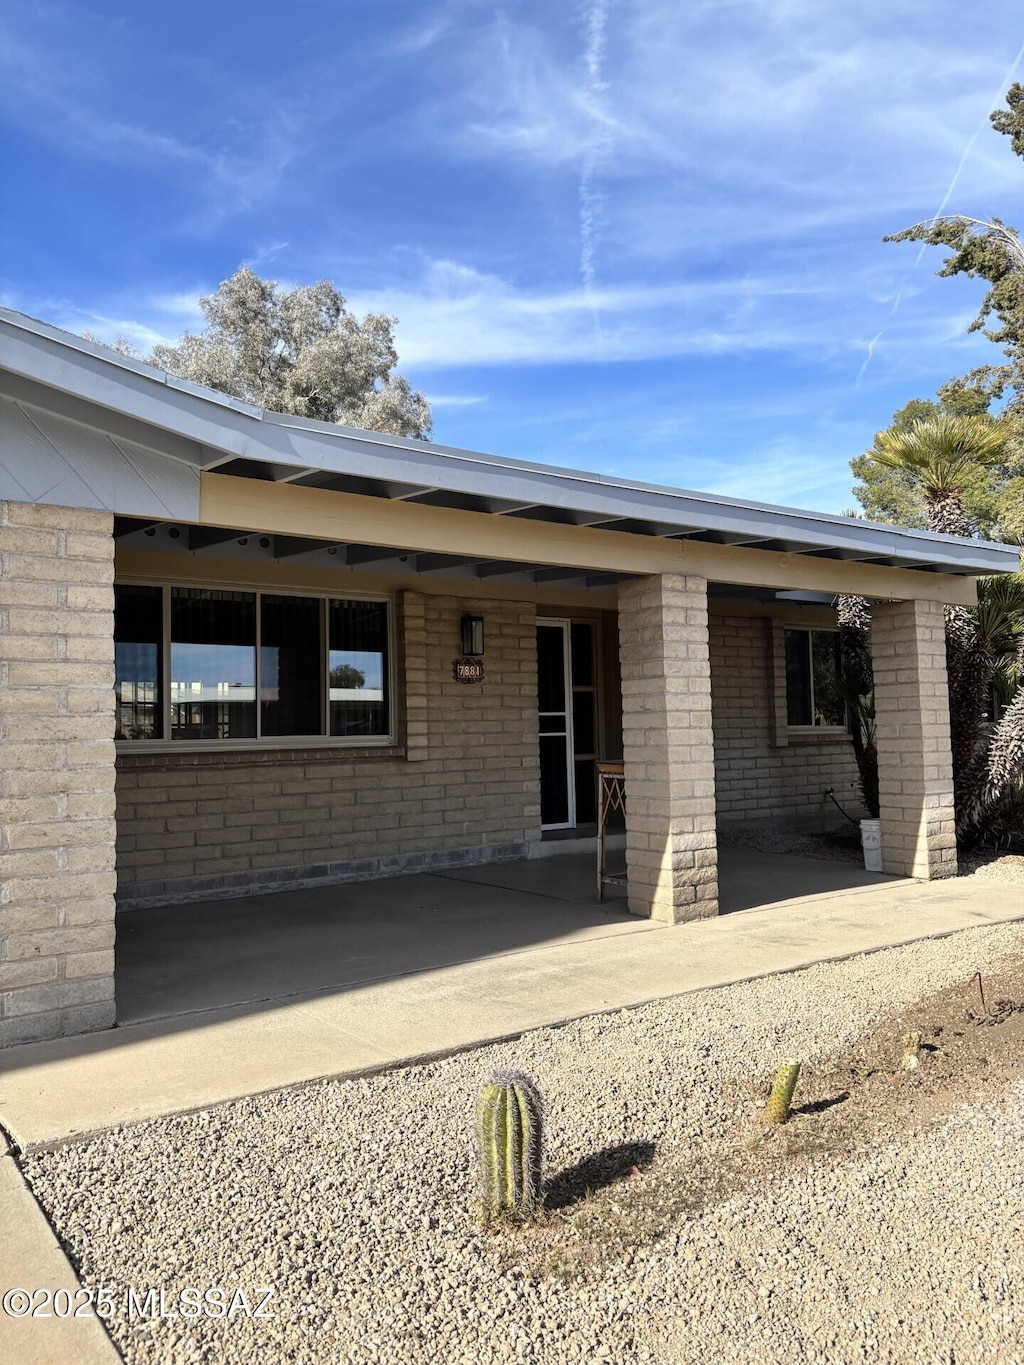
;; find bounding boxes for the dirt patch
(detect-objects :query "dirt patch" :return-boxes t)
[716,826,864,864]
[493,957,1024,1281]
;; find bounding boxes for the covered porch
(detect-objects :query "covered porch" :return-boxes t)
[2,306,1018,1047]
[115,848,898,1025]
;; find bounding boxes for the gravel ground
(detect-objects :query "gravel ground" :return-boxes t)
[961,851,1024,884]
[22,921,1024,1365]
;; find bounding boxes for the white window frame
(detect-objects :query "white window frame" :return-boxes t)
[114,577,396,753]
[783,625,848,734]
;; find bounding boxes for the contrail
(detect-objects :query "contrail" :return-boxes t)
[856,330,883,387]
[579,0,612,323]
[860,39,1024,382]
[912,36,1024,269]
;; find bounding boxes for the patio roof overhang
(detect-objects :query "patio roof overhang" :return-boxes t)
[1,306,1019,605]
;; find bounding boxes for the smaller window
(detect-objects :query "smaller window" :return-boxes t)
[784,628,846,728]
[329,599,390,737]
[114,584,163,740]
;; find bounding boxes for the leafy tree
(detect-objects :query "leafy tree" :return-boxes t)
[954,575,1024,842]
[329,664,366,689]
[129,266,431,438]
[859,83,1024,845]
[871,84,1024,543]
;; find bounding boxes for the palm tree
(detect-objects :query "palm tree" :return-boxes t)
[871,413,1010,537]
[955,577,1024,841]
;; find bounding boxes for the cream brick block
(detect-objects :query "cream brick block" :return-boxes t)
[619,574,718,922]
[872,600,957,879]
[0,499,117,1047]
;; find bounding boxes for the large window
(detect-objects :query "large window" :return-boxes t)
[113,584,391,745]
[784,628,846,729]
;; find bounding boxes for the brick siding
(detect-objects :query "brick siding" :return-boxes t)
[0,501,117,1045]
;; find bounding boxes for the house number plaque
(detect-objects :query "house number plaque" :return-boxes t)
[452,657,485,684]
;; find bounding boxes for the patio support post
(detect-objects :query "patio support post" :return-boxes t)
[618,573,718,922]
[0,500,118,1046]
[871,599,957,879]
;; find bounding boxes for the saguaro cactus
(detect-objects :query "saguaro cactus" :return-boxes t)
[475,1070,544,1221]
[762,1059,802,1125]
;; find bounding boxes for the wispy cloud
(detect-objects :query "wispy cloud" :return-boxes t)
[578,0,613,307]
[0,11,304,229]
[856,332,884,386]
[7,289,204,354]
[861,33,1024,376]
[246,241,292,269]
[345,256,848,367]
[4,0,1023,517]
[425,393,489,408]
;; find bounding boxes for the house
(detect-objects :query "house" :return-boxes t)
[0,306,1018,1047]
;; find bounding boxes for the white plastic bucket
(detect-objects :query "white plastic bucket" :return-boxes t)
[860,818,882,872]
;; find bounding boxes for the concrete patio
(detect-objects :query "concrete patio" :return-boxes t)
[115,848,896,1024]
[2,850,1021,1155]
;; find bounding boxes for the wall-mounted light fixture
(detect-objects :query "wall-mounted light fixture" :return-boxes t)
[460,614,485,657]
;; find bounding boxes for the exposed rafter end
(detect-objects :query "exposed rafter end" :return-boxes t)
[272,536,346,560]
[113,517,158,538]
[189,526,252,552]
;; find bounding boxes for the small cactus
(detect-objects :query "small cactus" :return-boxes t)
[762,1059,801,1125]
[476,1070,544,1222]
[900,1030,922,1070]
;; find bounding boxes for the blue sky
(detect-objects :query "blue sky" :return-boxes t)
[3,1,1024,513]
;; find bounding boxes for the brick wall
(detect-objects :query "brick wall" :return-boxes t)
[0,501,117,1045]
[709,610,866,829]
[115,594,540,907]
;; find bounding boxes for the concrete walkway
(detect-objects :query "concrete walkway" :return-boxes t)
[0,1152,120,1364]
[0,857,1020,1153]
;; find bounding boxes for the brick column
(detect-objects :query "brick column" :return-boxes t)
[0,501,117,1046]
[871,600,957,880]
[618,574,718,922]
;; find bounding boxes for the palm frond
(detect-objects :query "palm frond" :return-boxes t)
[871,414,1011,497]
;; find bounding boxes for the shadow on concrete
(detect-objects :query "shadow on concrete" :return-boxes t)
[113,849,895,1026]
[0,840,906,1097]
[718,850,894,915]
[114,856,638,1025]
